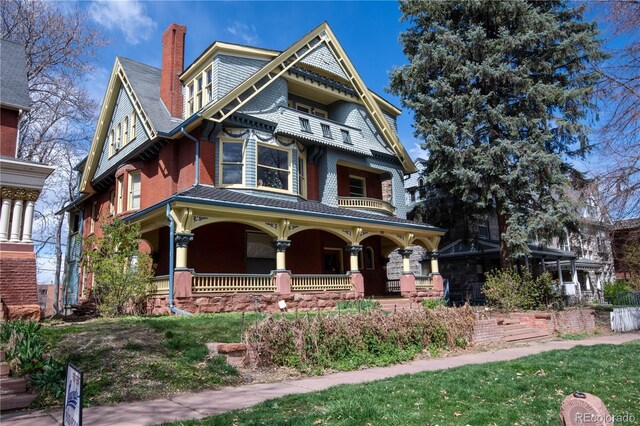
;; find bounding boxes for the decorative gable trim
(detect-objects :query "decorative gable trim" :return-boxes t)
[79,58,158,194]
[196,22,416,174]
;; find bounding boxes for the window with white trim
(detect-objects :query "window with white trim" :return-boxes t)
[109,190,116,216]
[128,171,141,210]
[220,140,244,185]
[123,116,129,145]
[109,129,115,156]
[90,202,97,234]
[116,123,122,150]
[130,113,136,140]
[298,151,307,197]
[257,144,290,191]
[187,82,195,116]
[313,108,327,119]
[349,176,366,197]
[116,175,124,214]
[205,66,213,104]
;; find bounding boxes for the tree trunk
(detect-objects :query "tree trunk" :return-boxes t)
[52,211,64,314]
[497,210,513,270]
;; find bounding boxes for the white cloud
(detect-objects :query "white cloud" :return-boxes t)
[226,21,259,45]
[89,0,157,45]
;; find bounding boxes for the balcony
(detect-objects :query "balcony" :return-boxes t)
[338,196,396,216]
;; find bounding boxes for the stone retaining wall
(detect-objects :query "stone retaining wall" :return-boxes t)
[148,291,361,315]
[473,308,596,345]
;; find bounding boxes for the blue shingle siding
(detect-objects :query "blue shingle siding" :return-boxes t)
[239,78,288,122]
[300,43,349,81]
[382,109,398,133]
[94,86,150,181]
[329,102,394,156]
[318,148,408,218]
[216,55,269,99]
[245,136,257,187]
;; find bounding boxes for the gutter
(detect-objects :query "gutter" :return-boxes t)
[165,203,191,316]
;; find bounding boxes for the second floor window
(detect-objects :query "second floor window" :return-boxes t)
[128,172,141,210]
[257,145,289,190]
[116,175,124,214]
[220,140,243,185]
[299,117,311,133]
[109,190,116,216]
[349,176,366,197]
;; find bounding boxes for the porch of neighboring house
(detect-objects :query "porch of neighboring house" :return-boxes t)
[131,194,445,314]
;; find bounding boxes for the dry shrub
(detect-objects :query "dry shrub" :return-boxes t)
[244,305,474,372]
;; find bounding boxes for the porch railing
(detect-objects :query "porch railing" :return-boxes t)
[152,276,170,295]
[337,196,396,216]
[385,279,400,294]
[291,274,353,292]
[192,273,276,293]
[415,275,434,290]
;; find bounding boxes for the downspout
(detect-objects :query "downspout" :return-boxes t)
[181,127,199,186]
[166,203,191,316]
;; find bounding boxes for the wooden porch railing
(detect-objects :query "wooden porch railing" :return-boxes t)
[415,275,434,290]
[385,279,400,294]
[152,275,170,295]
[192,273,276,293]
[291,274,353,292]
[337,196,396,216]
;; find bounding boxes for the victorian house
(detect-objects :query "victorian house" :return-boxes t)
[62,23,445,313]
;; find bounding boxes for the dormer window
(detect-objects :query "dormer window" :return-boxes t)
[187,83,194,115]
[349,176,366,197]
[205,67,213,103]
[321,123,332,138]
[341,129,352,144]
[299,118,312,133]
[196,76,203,110]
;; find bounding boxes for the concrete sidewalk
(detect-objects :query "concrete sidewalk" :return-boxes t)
[2,333,639,426]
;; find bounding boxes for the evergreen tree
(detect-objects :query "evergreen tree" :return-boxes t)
[390,0,605,267]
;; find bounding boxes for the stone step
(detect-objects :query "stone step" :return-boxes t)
[504,330,550,342]
[0,362,10,378]
[503,328,544,338]
[499,323,530,331]
[0,377,27,394]
[0,393,37,412]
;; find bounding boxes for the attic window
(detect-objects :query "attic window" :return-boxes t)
[299,117,312,133]
[341,129,352,144]
[321,123,332,138]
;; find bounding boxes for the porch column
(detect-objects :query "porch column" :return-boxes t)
[0,198,11,241]
[430,251,440,274]
[398,248,416,295]
[21,200,35,243]
[346,245,363,272]
[274,240,291,271]
[9,199,23,242]
[175,232,194,269]
[571,259,580,297]
[557,259,564,285]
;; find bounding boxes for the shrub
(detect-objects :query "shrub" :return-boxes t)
[421,298,447,309]
[484,269,562,311]
[244,306,474,372]
[604,280,632,304]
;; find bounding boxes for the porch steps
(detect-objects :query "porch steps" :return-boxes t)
[0,349,36,412]
[501,324,551,343]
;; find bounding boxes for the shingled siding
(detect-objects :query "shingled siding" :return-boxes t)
[300,43,349,80]
[319,148,407,218]
[216,55,269,100]
[239,77,288,122]
[329,101,393,155]
[94,87,150,180]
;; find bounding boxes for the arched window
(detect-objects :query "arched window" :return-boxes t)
[418,178,424,187]
[364,246,375,270]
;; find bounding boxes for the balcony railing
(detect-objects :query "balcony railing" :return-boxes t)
[338,196,396,216]
[192,273,276,293]
[291,274,353,292]
[152,276,170,295]
[415,275,434,290]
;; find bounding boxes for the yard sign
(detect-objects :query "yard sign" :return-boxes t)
[63,363,83,426]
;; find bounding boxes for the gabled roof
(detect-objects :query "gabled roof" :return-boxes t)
[0,39,30,111]
[193,22,415,173]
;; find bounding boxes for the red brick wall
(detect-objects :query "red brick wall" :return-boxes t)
[0,108,19,157]
[307,163,319,200]
[0,248,39,306]
[336,165,382,199]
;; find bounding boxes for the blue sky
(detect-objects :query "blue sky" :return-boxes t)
[83,0,425,157]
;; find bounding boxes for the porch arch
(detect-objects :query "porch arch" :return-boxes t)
[287,225,352,244]
[190,216,279,238]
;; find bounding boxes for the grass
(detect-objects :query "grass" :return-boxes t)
[165,341,640,426]
[36,313,268,407]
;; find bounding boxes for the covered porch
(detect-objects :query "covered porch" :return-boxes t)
[129,187,446,313]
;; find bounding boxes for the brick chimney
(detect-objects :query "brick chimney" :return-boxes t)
[160,23,186,118]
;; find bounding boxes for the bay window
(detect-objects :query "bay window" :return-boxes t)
[220,140,244,185]
[128,171,141,210]
[257,144,290,191]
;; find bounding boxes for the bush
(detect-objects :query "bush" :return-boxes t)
[335,299,380,312]
[604,280,632,304]
[421,298,447,309]
[244,306,474,372]
[484,269,562,311]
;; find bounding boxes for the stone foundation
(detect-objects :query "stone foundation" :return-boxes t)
[148,291,362,314]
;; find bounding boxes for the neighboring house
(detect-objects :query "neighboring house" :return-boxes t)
[62,23,446,313]
[612,217,640,281]
[0,39,55,319]
[398,160,614,303]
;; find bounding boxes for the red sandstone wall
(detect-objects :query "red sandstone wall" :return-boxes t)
[0,245,41,319]
[0,108,19,157]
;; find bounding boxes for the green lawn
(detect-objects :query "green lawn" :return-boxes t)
[167,341,640,426]
[38,313,267,407]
